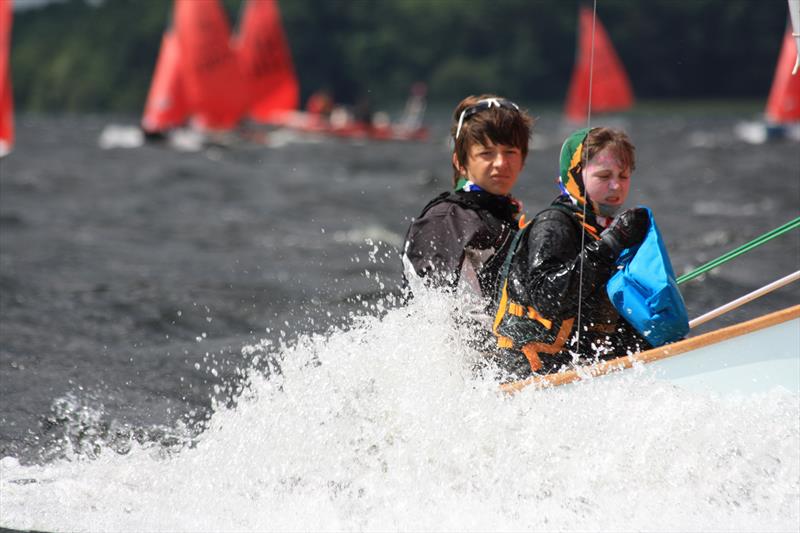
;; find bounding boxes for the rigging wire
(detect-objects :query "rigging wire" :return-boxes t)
[574,0,598,359]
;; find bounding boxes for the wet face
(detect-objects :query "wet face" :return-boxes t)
[584,146,631,215]
[453,140,524,196]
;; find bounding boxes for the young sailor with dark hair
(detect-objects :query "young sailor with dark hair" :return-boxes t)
[403,94,533,294]
[402,94,533,352]
[493,127,653,379]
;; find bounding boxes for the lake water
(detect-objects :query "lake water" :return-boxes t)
[0,109,798,532]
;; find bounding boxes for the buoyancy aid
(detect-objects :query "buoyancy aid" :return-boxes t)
[491,204,582,373]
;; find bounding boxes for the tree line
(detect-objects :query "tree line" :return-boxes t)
[9,0,791,113]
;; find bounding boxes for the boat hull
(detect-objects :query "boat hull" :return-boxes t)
[638,315,798,394]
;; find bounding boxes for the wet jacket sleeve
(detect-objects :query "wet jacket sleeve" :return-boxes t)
[510,210,618,318]
[404,203,484,287]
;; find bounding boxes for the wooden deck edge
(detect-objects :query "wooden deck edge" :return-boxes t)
[499,304,800,394]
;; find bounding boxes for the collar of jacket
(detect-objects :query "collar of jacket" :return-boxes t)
[454,190,521,224]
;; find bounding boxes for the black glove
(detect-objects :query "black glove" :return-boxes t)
[600,207,650,255]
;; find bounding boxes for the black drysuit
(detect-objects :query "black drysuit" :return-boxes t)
[499,196,651,376]
[403,190,519,298]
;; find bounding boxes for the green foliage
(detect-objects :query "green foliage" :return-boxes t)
[11,0,168,112]
[8,0,790,113]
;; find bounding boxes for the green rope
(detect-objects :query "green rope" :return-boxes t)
[677,216,800,285]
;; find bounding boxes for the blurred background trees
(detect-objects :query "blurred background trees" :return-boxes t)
[9,0,791,113]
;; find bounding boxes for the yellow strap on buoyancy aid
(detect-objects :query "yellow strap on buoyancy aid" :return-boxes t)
[571,210,602,240]
[492,279,511,341]
[519,318,575,372]
[507,302,553,329]
[492,279,552,341]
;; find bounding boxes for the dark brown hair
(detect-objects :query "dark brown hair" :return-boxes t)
[585,127,636,172]
[451,94,534,186]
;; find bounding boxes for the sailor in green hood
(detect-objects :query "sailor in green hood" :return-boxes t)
[491,127,652,379]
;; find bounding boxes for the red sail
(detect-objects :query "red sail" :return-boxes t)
[235,0,299,122]
[174,0,247,131]
[141,31,188,133]
[0,0,13,156]
[564,6,634,123]
[765,29,800,124]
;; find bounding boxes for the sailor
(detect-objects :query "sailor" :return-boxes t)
[493,127,652,379]
[402,94,533,352]
[306,90,334,117]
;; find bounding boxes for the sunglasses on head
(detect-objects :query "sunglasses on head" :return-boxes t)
[455,98,521,139]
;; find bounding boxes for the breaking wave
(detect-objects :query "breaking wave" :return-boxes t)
[1,289,798,532]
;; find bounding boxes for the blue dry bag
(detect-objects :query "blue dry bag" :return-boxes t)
[606,207,689,347]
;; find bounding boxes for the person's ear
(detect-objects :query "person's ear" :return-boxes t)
[452,152,465,175]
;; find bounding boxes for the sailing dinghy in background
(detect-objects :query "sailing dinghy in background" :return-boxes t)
[266,86,430,142]
[563,5,634,124]
[234,1,427,141]
[104,0,247,150]
[0,0,13,158]
[174,0,248,132]
[102,0,427,149]
[106,0,298,150]
[140,30,188,138]
[735,0,800,143]
[235,0,299,123]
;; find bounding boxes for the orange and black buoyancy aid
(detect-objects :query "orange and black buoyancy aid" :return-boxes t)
[491,205,602,374]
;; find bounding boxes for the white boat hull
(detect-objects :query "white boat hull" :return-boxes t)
[646,316,799,394]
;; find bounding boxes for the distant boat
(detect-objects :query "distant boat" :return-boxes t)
[563,5,634,124]
[266,91,430,142]
[235,0,299,123]
[266,81,430,142]
[173,0,247,132]
[139,0,299,143]
[235,1,426,142]
[141,30,189,137]
[138,0,254,147]
[0,0,13,158]
[765,28,800,126]
[136,0,425,146]
[735,2,800,144]
[131,0,244,150]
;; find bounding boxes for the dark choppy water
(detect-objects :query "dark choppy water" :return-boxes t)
[0,110,798,531]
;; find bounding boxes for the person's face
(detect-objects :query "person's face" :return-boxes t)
[454,139,524,196]
[584,146,631,213]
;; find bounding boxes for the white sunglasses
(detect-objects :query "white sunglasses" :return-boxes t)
[454,98,521,139]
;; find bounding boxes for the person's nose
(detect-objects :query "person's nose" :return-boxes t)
[608,178,621,191]
[493,153,508,168]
